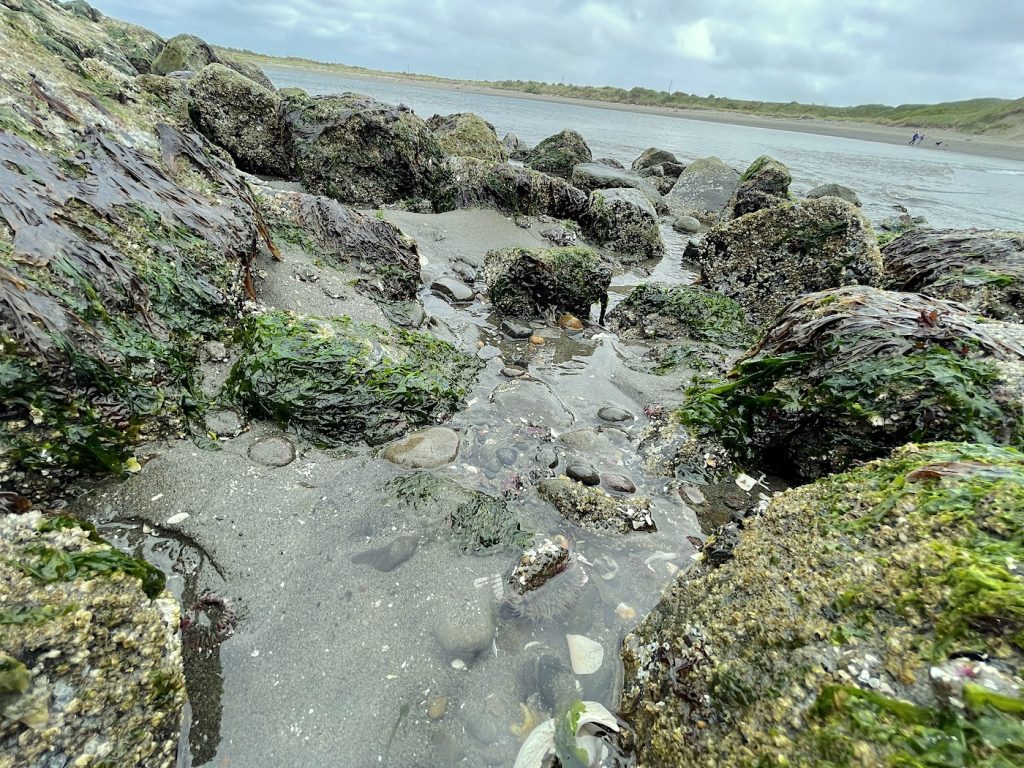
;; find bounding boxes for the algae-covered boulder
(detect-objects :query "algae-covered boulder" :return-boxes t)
[689,196,883,326]
[187,63,289,176]
[100,17,165,74]
[631,147,680,173]
[680,285,1024,480]
[538,477,655,533]
[227,310,480,446]
[570,163,668,214]
[437,157,590,221]
[882,228,1024,322]
[607,283,755,347]
[385,473,531,554]
[622,441,1024,767]
[524,128,592,179]
[0,510,184,766]
[665,156,739,222]
[427,112,508,162]
[583,187,665,263]
[805,181,862,207]
[729,154,792,218]
[484,246,611,322]
[282,89,450,207]
[151,32,217,75]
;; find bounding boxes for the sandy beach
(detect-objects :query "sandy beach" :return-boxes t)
[259,60,1024,164]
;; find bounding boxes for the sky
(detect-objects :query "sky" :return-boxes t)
[93,0,1023,107]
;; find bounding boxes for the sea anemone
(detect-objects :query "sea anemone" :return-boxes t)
[181,592,239,653]
[500,555,589,622]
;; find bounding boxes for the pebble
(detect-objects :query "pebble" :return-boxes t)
[203,340,227,361]
[501,319,533,339]
[536,447,559,469]
[433,603,495,658]
[247,437,296,467]
[427,697,448,720]
[205,408,244,438]
[566,463,600,486]
[431,277,475,304]
[597,406,633,423]
[496,447,518,466]
[383,427,460,469]
[350,536,419,572]
[616,603,637,620]
[477,344,502,361]
[558,313,584,330]
[501,366,526,378]
[602,473,636,494]
[529,334,545,346]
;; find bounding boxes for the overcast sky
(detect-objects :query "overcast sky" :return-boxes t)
[93,0,1022,106]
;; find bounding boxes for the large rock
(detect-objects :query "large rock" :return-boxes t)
[729,155,792,218]
[502,132,530,160]
[678,285,1024,480]
[631,147,680,172]
[805,182,861,207]
[622,441,1024,767]
[583,188,665,263]
[151,33,272,88]
[282,89,450,207]
[227,310,481,446]
[437,156,590,221]
[665,156,739,222]
[688,196,883,326]
[484,246,611,322]
[187,63,289,176]
[100,17,165,74]
[882,228,1024,322]
[427,112,507,162]
[607,283,755,347]
[383,427,461,469]
[570,162,668,214]
[0,510,184,766]
[524,128,592,179]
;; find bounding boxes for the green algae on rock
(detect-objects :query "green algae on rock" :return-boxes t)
[227,310,481,446]
[621,441,1024,768]
[484,246,612,322]
[729,154,792,218]
[582,188,665,263]
[0,509,184,766]
[524,128,593,179]
[607,283,756,347]
[679,285,1024,481]
[426,111,508,162]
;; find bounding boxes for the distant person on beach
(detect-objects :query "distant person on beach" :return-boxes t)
[909,132,920,145]
[916,133,927,145]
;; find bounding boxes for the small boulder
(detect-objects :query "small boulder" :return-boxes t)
[383,427,461,469]
[666,156,740,222]
[431,277,475,304]
[151,33,217,76]
[571,162,668,214]
[804,182,861,207]
[729,155,792,218]
[524,129,592,179]
[538,477,656,533]
[584,188,665,263]
[427,112,508,162]
[502,132,530,160]
[671,215,701,234]
[484,246,611,321]
[631,147,680,172]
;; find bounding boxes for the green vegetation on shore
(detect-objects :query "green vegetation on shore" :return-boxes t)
[219,47,1024,138]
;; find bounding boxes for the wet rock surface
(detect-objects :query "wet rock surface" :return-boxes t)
[485,245,612,321]
[570,162,668,214]
[728,154,792,218]
[539,477,656,533]
[583,187,665,263]
[665,155,740,222]
[427,111,508,162]
[524,128,592,178]
[383,427,461,469]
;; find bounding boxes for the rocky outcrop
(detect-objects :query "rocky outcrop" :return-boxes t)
[570,162,668,214]
[622,441,1024,767]
[607,283,755,347]
[729,154,792,218]
[0,509,184,766]
[631,147,680,172]
[484,246,611,322]
[805,182,861,207]
[688,196,883,326]
[678,285,1024,480]
[427,112,508,162]
[151,33,273,88]
[665,156,740,222]
[187,63,289,176]
[583,188,665,263]
[882,228,1024,322]
[524,128,592,178]
[282,89,450,207]
[100,17,165,73]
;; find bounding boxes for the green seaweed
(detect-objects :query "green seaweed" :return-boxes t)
[13,543,167,600]
[554,700,591,767]
[0,654,30,695]
[614,283,756,347]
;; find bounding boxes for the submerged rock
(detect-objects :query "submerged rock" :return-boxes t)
[622,442,1024,767]
[665,156,739,222]
[484,246,611,321]
[227,310,481,447]
[688,196,883,326]
[607,283,755,347]
[728,154,792,218]
[427,112,508,162]
[882,228,1024,322]
[583,188,665,263]
[679,285,1024,481]
[0,510,183,766]
[524,128,592,178]
[538,477,656,534]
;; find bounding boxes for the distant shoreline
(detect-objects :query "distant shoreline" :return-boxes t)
[258,61,1024,164]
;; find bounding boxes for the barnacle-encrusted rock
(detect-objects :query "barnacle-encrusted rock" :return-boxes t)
[484,246,611,321]
[686,196,883,326]
[508,538,572,594]
[538,477,656,533]
[0,510,184,767]
[427,112,508,162]
[523,128,592,178]
[622,442,1024,767]
[679,285,1024,481]
[882,228,1024,322]
[805,182,861,207]
[607,283,754,346]
[583,188,665,263]
[665,156,739,222]
[728,154,792,218]
[151,33,273,88]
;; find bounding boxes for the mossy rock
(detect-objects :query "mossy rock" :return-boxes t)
[227,310,481,446]
[621,441,1024,767]
[484,246,611,321]
[679,285,1024,481]
[524,128,592,179]
[151,33,217,75]
[583,188,665,263]
[882,228,1024,322]
[730,154,792,218]
[631,147,680,173]
[100,17,165,74]
[426,112,507,162]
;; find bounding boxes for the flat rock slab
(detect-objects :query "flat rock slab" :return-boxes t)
[383,427,461,469]
[431,277,475,304]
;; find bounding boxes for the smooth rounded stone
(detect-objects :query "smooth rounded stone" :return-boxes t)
[560,428,606,452]
[431,276,475,304]
[432,601,496,659]
[501,366,526,378]
[558,313,584,330]
[566,463,600,486]
[205,407,244,437]
[529,334,545,346]
[805,182,862,207]
[383,427,460,469]
[477,344,502,361]
[350,535,419,572]
[598,406,634,423]
[501,319,533,339]
[490,379,574,429]
[672,215,702,234]
[247,437,296,467]
[496,447,519,466]
[602,473,636,494]
[427,696,448,720]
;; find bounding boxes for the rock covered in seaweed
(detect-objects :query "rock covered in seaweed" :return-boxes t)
[583,188,665,263]
[687,196,883,326]
[679,285,1024,481]
[538,477,656,534]
[227,310,481,446]
[523,128,592,179]
[0,510,184,766]
[484,246,611,321]
[882,228,1024,322]
[427,112,508,162]
[607,282,755,347]
[728,154,792,218]
[621,441,1024,767]
[665,156,739,222]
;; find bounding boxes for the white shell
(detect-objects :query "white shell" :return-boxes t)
[166,512,190,525]
[735,473,757,492]
[566,634,604,675]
